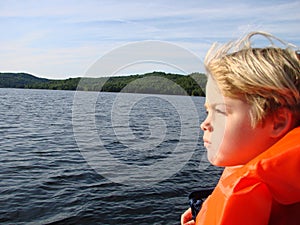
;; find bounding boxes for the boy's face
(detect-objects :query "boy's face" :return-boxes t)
[201,76,275,166]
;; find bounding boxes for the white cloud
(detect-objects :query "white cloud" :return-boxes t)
[0,0,299,78]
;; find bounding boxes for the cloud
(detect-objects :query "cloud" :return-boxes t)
[0,0,299,78]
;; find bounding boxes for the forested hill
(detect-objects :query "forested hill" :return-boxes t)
[0,72,49,88]
[0,72,207,96]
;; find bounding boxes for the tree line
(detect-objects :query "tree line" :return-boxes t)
[0,71,207,96]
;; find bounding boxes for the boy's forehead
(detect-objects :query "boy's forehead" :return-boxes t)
[205,76,225,105]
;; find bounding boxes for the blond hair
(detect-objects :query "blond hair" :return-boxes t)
[205,31,300,127]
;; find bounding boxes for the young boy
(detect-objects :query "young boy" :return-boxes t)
[181,31,300,225]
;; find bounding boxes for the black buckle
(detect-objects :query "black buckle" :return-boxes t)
[188,188,214,220]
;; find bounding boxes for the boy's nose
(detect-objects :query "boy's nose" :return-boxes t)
[200,117,213,132]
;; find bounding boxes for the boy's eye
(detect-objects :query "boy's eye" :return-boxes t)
[215,108,227,115]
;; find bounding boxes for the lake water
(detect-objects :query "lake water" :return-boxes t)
[0,88,222,225]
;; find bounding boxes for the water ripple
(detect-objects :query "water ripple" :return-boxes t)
[0,88,222,225]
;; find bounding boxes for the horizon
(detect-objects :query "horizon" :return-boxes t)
[1,0,300,79]
[0,70,204,80]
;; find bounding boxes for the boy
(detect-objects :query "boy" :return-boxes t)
[181,31,300,225]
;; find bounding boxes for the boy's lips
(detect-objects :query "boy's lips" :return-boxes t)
[203,138,211,145]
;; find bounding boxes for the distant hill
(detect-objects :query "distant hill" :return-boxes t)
[0,72,207,96]
[0,72,49,88]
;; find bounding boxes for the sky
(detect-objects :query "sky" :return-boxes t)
[0,0,299,79]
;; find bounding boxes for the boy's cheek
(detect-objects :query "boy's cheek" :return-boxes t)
[211,115,226,143]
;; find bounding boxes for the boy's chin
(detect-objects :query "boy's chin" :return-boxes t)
[207,153,224,167]
[207,153,241,167]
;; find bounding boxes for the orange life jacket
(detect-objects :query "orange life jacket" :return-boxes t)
[196,127,300,225]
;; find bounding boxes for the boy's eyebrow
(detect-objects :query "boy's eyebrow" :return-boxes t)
[204,103,227,108]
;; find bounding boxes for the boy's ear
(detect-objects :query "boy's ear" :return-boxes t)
[270,108,293,138]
